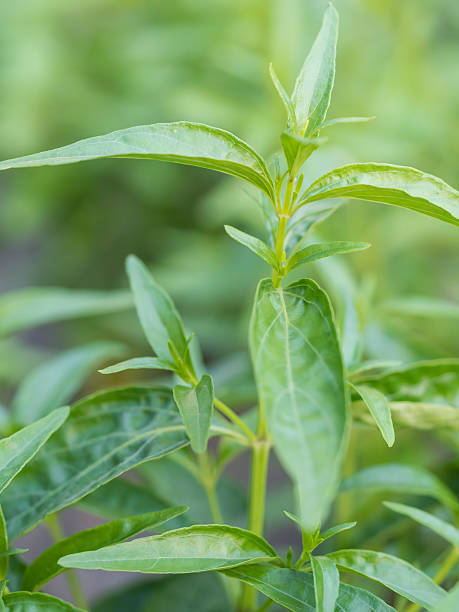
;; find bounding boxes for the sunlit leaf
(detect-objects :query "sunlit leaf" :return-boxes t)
[173,375,214,453]
[383,296,459,320]
[432,580,459,612]
[315,116,375,132]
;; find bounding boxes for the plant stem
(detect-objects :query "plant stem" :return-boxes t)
[45,514,88,610]
[214,397,257,443]
[198,452,223,524]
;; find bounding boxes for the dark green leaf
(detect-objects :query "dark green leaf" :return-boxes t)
[310,555,339,612]
[280,132,325,175]
[350,384,394,447]
[3,592,84,611]
[224,225,277,269]
[173,375,214,453]
[286,241,370,273]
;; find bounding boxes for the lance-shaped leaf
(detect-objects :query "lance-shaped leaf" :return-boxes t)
[0,121,274,199]
[173,375,214,454]
[99,356,173,375]
[0,407,68,496]
[313,116,375,133]
[327,549,446,609]
[310,556,339,612]
[59,525,277,573]
[0,508,7,581]
[0,287,132,337]
[224,225,277,269]
[350,384,394,447]
[299,163,459,227]
[286,241,370,273]
[1,387,188,539]
[11,342,123,425]
[223,565,396,611]
[384,501,459,549]
[280,132,325,175]
[22,506,187,591]
[291,4,338,136]
[3,592,84,611]
[250,278,349,533]
[384,296,459,319]
[269,64,296,130]
[353,400,459,431]
[341,464,458,511]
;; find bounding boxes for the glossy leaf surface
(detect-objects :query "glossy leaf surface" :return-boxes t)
[3,592,84,612]
[287,241,370,272]
[173,375,214,453]
[350,384,394,447]
[310,555,339,612]
[224,225,277,269]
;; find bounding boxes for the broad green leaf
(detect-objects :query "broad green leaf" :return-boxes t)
[384,296,459,319]
[0,508,7,580]
[350,384,394,447]
[99,356,173,375]
[250,278,349,533]
[300,163,459,227]
[0,407,68,496]
[314,116,375,132]
[11,342,123,425]
[286,241,370,273]
[224,225,277,269]
[269,64,296,130]
[3,592,84,611]
[310,556,339,612]
[341,464,458,511]
[328,549,446,608]
[0,287,132,337]
[0,121,274,199]
[1,387,188,539]
[432,580,459,612]
[173,375,214,453]
[280,132,325,175]
[59,525,277,573]
[384,501,459,548]
[291,4,339,136]
[22,506,187,591]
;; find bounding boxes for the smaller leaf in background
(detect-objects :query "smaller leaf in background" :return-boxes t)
[383,296,459,320]
[286,241,370,273]
[310,555,339,612]
[327,549,446,608]
[22,506,187,591]
[280,132,325,175]
[0,508,7,581]
[269,63,296,130]
[0,407,68,496]
[3,592,84,611]
[59,525,277,573]
[348,360,402,381]
[99,356,174,375]
[224,225,277,269]
[173,375,214,453]
[350,384,394,447]
[314,116,375,132]
[432,580,459,612]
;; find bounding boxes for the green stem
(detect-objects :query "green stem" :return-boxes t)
[198,452,223,524]
[214,397,257,443]
[45,514,88,610]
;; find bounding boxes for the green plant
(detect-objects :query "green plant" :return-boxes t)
[0,4,458,611]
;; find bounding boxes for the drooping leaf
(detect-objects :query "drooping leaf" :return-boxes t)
[0,407,68,496]
[310,555,339,612]
[299,163,459,227]
[22,506,187,591]
[250,278,349,533]
[3,592,84,611]
[327,549,446,608]
[0,121,274,199]
[173,375,214,454]
[350,384,394,447]
[0,508,7,581]
[269,64,296,130]
[99,356,174,375]
[286,241,370,273]
[291,4,339,136]
[341,464,458,511]
[1,387,188,539]
[11,342,123,425]
[59,525,277,573]
[280,132,325,175]
[224,225,277,269]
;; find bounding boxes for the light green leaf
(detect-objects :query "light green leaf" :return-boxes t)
[291,3,339,136]
[319,522,357,544]
[328,549,446,609]
[384,501,459,548]
[341,464,458,511]
[0,407,68,496]
[432,580,459,612]
[1,387,188,539]
[384,296,459,319]
[99,356,174,375]
[224,225,277,269]
[310,555,339,612]
[0,121,274,199]
[353,400,459,431]
[287,241,370,273]
[59,525,277,573]
[315,116,375,132]
[350,384,394,447]
[269,64,297,130]
[280,132,325,175]
[0,508,7,581]
[11,342,123,425]
[3,592,84,611]
[173,375,214,454]
[22,506,187,591]
[300,163,459,227]
[250,278,349,533]
[0,287,132,337]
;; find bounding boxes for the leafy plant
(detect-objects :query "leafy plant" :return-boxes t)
[0,4,458,611]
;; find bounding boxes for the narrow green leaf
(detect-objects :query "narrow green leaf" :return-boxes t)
[292,3,339,135]
[319,522,357,543]
[350,384,394,447]
[11,342,123,425]
[59,525,277,573]
[384,501,459,548]
[300,163,459,227]
[250,278,349,533]
[384,296,459,319]
[353,400,459,431]
[348,360,402,381]
[3,592,84,611]
[328,549,446,608]
[224,225,277,269]
[280,132,325,175]
[0,407,68,496]
[310,555,339,612]
[341,464,458,511]
[99,356,174,375]
[0,549,28,559]
[22,506,187,591]
[0,287,132,337]
[432,580,459,612]
[0,508,7,581]
[269,64,297,130]
[173,375,214,453]
[315,116,375,132]
[0,121,274,199]
[287,241,370,272]
[1,387,188,539]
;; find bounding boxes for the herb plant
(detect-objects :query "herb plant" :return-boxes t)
[0,4,458,611]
